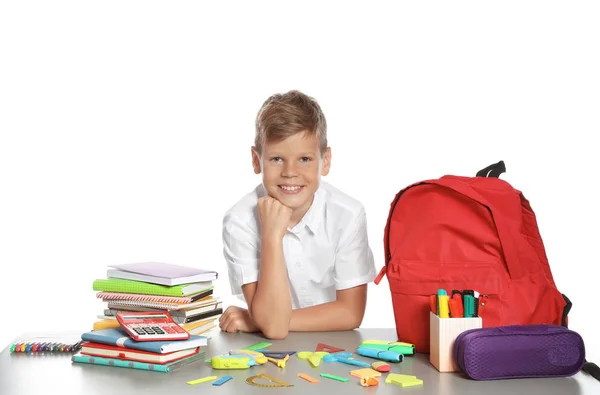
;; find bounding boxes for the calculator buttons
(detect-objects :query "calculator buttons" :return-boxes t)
[116,312,190,341]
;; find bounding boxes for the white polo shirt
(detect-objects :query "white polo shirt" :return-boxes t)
[222,181,377,310]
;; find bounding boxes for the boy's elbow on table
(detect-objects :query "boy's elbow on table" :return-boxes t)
[251,310,289,339]
[262,326,289,340]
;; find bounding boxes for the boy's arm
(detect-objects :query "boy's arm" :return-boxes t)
[247,235,292,339]
[245,196,293,339]
[288,285,367,331]
[242,283,367,332]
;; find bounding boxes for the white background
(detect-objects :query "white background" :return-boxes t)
[1,1,598,362]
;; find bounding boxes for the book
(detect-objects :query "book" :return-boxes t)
[104,307,223,324]
[107,262,218,286]
[92,278,213,297]
[104,296,218,311]
[71,350,205,372]
[96,288,213,304]
[80,327,208,354]
[80,342,199,364]
[93,319,121,331]
[180,317,217,332]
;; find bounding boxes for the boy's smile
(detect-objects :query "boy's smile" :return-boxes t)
[252,131,331,228]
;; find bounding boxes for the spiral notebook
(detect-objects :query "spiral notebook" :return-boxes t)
[92,278,213,297]
[104,296,218,310]
[96,288,213,304]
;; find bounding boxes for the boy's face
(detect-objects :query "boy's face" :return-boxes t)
[252,131,331,217]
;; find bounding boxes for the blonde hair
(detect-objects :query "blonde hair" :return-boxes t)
[254,90,327,156]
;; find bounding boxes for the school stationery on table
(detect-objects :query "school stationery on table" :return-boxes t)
[107,262,218,286]
[430,288,483,319]
[116,312,190,341]
[93,278,213,297]
[356,346,404,362]
[72,350,205,373]
[10,336,82,353]
[430,289,483,372]
[79,342,199,364]
[385,373,423,387]
[246,373,293,387]
[80,327,207,354]
[360,340,415,355]
[96,288,214,304]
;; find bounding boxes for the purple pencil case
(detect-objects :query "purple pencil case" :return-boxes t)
[453,324,585,380]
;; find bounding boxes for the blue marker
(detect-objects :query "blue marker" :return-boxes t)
[335,357,371,368]
[212,376,233,386]
[356,347,404,362]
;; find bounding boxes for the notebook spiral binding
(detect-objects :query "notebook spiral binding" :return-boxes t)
[96,292,195,304]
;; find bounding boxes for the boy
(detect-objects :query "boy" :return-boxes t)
[219,90,376,339]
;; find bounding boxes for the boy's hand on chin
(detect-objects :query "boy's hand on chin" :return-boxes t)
[258,196,292,240]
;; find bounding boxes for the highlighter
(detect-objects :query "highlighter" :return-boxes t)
[464,295,475,318]
[356,347,403,362]
[211,355,255,369]
[437,289,447,314]
[438,295,449,318]
[334,357,372,368]
[360,343,414,355]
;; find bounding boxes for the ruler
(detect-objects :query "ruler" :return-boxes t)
[245,373,293,387]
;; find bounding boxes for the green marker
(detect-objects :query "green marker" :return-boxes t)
[360,343,414,355]
[320,373,349,382]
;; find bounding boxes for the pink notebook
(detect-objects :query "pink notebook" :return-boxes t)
[107,262,218,286]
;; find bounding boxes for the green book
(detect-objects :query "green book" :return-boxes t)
[93,278,213,297]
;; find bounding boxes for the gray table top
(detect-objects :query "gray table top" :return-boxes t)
[1,328,598,395]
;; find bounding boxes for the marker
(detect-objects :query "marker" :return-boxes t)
[356,347,403,362]
[429,294,438,315]
[437,289,447,314]
[438,295,449,318]
[464,295,475,318]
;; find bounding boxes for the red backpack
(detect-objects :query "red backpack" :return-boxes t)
[374,161,568,353]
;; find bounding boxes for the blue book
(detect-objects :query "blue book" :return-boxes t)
[72,351,205,372]
[81,328,208,354]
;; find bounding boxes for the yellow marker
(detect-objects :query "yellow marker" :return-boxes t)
[211,356,253,369]
[187,376,218,385]
[438,295,449,318]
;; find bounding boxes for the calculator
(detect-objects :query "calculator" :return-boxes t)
[116,312,190,341]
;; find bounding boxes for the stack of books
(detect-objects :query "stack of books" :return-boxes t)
[72,327,208,372]
[91,262,222,336]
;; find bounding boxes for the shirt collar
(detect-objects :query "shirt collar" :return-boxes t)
[292,185,325,235]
